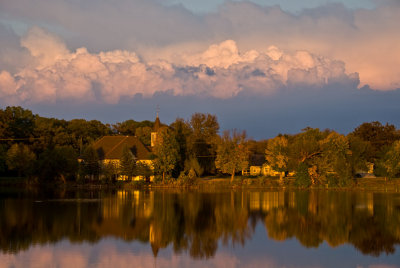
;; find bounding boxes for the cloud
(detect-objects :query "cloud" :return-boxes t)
[0,242,242,268]
[0,27,360,104]
[20,26,69,68]
[0,0,399,91]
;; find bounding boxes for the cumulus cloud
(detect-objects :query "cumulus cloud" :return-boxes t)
[0,242,242,268]
[0,0,398,91]
[0,27,359,104]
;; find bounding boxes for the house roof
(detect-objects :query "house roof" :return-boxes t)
[249,154,266,166]
[92,136,152,160]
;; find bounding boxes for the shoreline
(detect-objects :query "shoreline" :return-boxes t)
[1,176,400,193]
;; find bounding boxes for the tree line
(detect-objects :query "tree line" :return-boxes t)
[1,106,400,185]
[265,123,400,186]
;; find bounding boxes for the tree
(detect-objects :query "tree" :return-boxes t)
[135,126,152,146]
[6,143,36,177]
[187,113,219,175]
[112,119,137,135]
[112,119,153,136]
[119,146,137,180]
[35,146,78,182]
[0,145,7,174]
[170,118,192,177]
[351,121,399,162]
[215,130,249,182]
[184,156,204,177]
[136,161,153,181]
[154,128,180,183]
[317,132,352,186]
[347,134,370,175]
[67,119,112,147]
[0,106,35,139]
[265,135,289,181]
[288,128,352,186]
[380,140,400,179]
[79,146,100,180]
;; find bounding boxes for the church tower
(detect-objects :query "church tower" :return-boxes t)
[151,110,161,147]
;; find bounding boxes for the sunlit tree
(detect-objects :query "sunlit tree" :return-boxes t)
[215,130,249,182]
[265,135,289,181]
[381,140,400,179]
[188,113,219,175]
[154,128,180,183]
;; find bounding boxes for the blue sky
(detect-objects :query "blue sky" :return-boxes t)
[0,0,399,139]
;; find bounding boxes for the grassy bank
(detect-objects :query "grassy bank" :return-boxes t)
[1,176,400,192]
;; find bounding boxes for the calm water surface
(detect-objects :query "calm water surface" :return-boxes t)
[0,188,399,268]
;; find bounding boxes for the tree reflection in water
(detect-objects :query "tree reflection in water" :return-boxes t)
[0,189,399,258]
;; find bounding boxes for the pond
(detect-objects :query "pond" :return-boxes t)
[0,188,399,267]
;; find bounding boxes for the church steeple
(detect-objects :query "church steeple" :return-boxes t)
[151,107,160,147]
[153,112,161,132]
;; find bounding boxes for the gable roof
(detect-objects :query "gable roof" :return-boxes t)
[249,154,266,166]
[92,136,152,160]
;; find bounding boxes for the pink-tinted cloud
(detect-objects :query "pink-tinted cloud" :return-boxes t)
[0,1,398,92]
[0,28,359,104]
[0,242,243,268]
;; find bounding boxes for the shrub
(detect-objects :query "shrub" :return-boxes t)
[295,162,311,187]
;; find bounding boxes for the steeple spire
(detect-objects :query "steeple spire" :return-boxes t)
[151,106,161,147]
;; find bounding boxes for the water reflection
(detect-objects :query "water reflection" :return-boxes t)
[0,189,399,260]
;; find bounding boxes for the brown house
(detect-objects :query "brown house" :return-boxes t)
[92,136,154,180]
[93,136,152,161]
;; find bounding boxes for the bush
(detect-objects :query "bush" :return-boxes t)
[295,163,311,187]
[177,169,197,186]
[327,174,338,187]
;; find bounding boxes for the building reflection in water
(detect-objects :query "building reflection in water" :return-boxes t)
[0,189,399,259]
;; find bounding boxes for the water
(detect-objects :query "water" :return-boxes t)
[0,188,399,267]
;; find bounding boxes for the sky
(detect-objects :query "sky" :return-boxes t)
[0,0,399,139]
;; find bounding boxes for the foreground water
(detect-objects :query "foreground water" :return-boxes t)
[0,188,399,268]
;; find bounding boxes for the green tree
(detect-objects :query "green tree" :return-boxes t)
[119,146,137,180]
[317,132,352,186]
[184,156,204,177]
[102,161,119,182]
[0,144,7,173]
[289,128,325,166]
[112,119,137,135]
[347,134,370,175]
[67,119,111,147]
[136,161,153,181]
[35,146,78,182]
[215,130,249,182]
[288,128,352,186]
[0,106,35,139]
[170,118,192,177]
[31,116,71,154]
[154,128,180,183]
[247,139,269,154]
[265,135,289,181]
[351,121,399,162]
[380,140,400,179]
[295,162,311,187]
[79,146,100,180]
[6,143,36,177]
[187,113,219,175]
[112,119,154,136]
[135,126,152,146]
